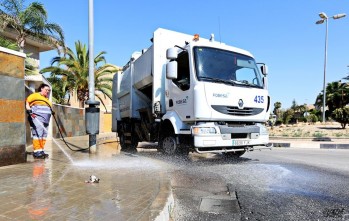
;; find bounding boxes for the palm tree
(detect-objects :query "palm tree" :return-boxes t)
[272,101,281,122]
[46,75,70,105]
[0,0,64,52]
[25,56,40,75]
[291,99,297,111]
[325,81,349,113]
[41,41,119,111]
[332,107,349,129]
[273,102,281,111]
[315,81,349,118]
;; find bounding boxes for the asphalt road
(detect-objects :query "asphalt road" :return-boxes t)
[136,147,349,221]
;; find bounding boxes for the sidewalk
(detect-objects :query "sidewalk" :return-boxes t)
[270,137,349,149]
[0,133,174,221]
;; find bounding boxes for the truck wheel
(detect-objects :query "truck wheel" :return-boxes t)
[119,126,138,151]
[120,136,138,151]
[118,132,125,149]
[119,132,128,149]
[224,150,246,158]
[161,135,178,155]
[128,139,139,151]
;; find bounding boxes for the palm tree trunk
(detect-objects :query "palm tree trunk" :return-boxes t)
[79,100,84,108]
[18,36,25,53]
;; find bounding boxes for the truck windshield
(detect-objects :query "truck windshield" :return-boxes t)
[194,47,263,88]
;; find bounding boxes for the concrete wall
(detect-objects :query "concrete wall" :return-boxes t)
[0,47,26,166]
[100,112,112,133]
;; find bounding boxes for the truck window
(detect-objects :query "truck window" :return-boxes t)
[194,47,263,88]
[172,51,190,91]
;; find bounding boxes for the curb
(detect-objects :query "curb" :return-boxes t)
[271,142,349,149]
[152,175,174,221]
[97,132,118,144]
[270,137,349,149]
[271,142,291,148]
[320,143,349,149]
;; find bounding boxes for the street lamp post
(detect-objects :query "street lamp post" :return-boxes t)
[85,0,100,153]
[316,12,346,123]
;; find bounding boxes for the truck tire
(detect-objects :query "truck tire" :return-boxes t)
[159,122,189,156]
[127,141,139,151]
[119,133,138,151]
[160,134,190,156]
[161,135,178,155]
[119,124,138,151]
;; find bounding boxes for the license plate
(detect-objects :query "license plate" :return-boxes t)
[232,140,250,146]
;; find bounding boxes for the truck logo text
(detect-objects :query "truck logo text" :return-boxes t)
[213,93,228,98]
[176,96,189,105]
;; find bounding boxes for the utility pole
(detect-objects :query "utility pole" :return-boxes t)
[315,12,346,123]
[85,0,100,153]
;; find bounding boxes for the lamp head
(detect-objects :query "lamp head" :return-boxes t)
[316,19,325,25]
[319,12,328,19]
[333,13,346,19]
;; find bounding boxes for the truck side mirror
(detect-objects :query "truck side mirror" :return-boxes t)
[166,61,177,79]
[166,48,178,59]
[260,64,268,75]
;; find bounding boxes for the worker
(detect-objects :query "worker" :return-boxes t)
[26,83,53,158]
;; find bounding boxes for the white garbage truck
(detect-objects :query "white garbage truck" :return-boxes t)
[112,28,271,157]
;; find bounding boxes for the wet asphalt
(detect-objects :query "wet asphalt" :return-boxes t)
[136,147,349,221]
[2,135,349,221]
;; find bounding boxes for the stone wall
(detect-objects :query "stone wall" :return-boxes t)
[0,47,26,166]
[52,104,86,138]
[51,105,112,138]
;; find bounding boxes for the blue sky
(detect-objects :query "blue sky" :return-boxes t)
[37,0,349,109]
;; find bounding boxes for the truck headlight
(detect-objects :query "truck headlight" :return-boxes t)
[192,127,217,135]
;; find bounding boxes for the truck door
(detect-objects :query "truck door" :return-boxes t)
[166,51,193,121]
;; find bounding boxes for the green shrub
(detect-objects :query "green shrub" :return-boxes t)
[307,114,318,123]
[334,133,343,137]
[312,131,327,138]
[282,133,289,137]
[275,120,282,126]
[303,131,311,137]
[332,107,349,129]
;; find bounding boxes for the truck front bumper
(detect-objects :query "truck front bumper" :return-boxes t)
[192,123,271,153]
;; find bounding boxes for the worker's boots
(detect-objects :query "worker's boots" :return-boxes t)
[33,151,49,159]
[41,151,49,158]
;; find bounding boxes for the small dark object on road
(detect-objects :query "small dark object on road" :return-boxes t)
[85,175,100,183]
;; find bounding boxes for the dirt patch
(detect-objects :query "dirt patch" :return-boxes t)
[269,122,349,138]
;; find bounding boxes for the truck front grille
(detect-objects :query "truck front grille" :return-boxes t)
[211,105,264,116]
